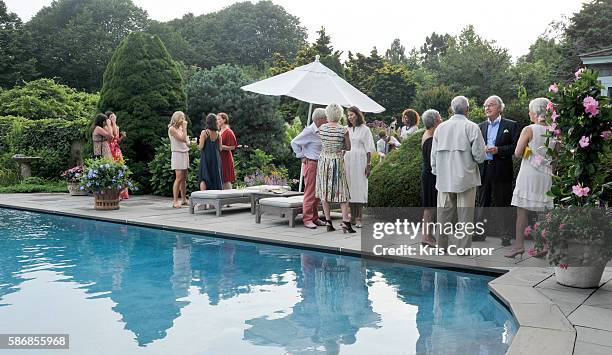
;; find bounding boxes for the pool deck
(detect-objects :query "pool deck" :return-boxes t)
[1,193,611,355]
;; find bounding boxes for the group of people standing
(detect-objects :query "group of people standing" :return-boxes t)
[291,104,376,233]
[421,95,556,258]
[167,111,237,208]
[91,111,129,199]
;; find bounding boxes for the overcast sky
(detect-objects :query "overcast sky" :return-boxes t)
[6,0,587,59]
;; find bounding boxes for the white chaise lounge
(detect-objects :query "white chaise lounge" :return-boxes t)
[255,195,304,227]
[189,185,291,217]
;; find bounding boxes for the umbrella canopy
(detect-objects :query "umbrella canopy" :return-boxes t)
[241,56,385,114]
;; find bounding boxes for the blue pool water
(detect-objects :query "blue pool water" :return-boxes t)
[0,208,517,354]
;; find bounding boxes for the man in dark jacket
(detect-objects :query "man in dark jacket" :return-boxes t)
[475,95,520,246]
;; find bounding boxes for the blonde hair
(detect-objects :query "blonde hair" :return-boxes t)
[325,103,343,123]
[168,111,186,128]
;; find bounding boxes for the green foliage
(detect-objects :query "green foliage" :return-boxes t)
[148,137,200,196]
[0,0,37,88]
[515,37,565,96]
[385,38,407,65]
[437,25,515,104]
[544,69,611,206]
[420,32,452,71]
[368,63,417,118]
[414,85,456,117]
[26,0,149,91]
[0,179,67,193]
[99,32,186,191]
[165,1,306,68]
[368,130,425,207]
[0,79,98,120]
[80,157,134,192]
[0,116,89,179]
[185,64,285,156]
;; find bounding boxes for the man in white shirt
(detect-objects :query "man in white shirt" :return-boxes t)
[291,108,328,229]
[431,96,486,251]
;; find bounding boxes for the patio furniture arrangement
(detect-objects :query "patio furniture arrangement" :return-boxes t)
[249,189,303,214]
[189,185,291,217]
[255,195,305,227]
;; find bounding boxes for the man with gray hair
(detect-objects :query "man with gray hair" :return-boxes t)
[431,96,486,251]
[291,108,328,228]
[476,95,520,246]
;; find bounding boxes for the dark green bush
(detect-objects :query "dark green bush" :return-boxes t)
[0,180,67,193]
[0,116,88,179]
[99,32,186,191]
[148,138,200,196]
[0,79,99,120]
[369,130,425,207]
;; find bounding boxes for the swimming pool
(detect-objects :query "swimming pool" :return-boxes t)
[0,208,517,354]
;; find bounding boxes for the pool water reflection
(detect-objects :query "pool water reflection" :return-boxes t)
[0,208,517,354]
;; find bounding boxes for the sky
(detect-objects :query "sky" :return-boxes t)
[6,0,588,59]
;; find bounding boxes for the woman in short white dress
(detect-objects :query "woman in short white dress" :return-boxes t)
[344,106,375,227]
[505,98,556,258]
[168,111,190,208]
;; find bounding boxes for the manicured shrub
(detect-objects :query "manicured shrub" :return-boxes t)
[0,79,99,120]
[99,32,186,191]
[368,130,424,207]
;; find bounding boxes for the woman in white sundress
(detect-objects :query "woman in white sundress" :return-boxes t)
[505,98,557,258]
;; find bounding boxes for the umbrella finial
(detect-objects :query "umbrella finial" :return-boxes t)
[315,55,320,62]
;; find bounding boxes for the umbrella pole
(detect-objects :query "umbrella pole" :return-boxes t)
[299,103,314,192]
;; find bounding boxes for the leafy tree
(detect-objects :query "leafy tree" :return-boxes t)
[385,38,407,65]
[185,64,285,157]
[26,0,149,91]
[413,85,456,117]
[514,37,565,96]
[147,20,198,66]
[560,0,612,77]
[345,48,385,94]
[99,32,186,189]
[0,1,37,88]
[420,32,452,71]
[436,25,514,104]
[167,1,306,68]
[0,78,98,120]
[368,63,416,118]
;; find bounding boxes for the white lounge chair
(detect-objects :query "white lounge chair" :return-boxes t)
[189,189,251,217]
[255,195,305,227]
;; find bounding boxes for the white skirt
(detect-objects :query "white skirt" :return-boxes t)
[171,151,189,170]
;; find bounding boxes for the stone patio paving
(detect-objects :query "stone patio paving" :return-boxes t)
[1,193,611,355]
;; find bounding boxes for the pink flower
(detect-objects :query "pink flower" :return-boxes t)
[528,248,537,256]
[579,136,590,148]
[534,222,540,230]
[601,130,612,140]
[559,264,568,269]
[548,122,557,132]
[572,184,590,197]
[548,83,558,93]
[524,225,533,237]
[575,68,586,79]
[559,224,566,231]
[554,129,561,137]
[541,229,548,238]
[551,111,559,122]
[533,154,544,166]
[546,101,555,111]
[583,96,600,117]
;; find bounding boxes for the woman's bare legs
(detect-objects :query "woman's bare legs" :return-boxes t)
[322,201,331,221]
[504,207,528,257]
[223,182,232,190]
[340,202,350,222]
[172,170,183,208]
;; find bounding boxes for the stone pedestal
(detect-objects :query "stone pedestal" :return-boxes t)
[12,154,41,179]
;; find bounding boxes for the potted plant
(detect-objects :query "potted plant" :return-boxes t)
[529,68,611,288]
[80,158,134,210]
[62,166,87,196]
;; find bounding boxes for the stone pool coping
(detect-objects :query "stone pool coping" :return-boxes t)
[1,193,611,354]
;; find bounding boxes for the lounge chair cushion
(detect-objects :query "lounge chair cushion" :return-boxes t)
[259,196,304,208]
[244,185,291,192]
[191,189,246,199]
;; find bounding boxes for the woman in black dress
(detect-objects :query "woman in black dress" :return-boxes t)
[421,109,443,247]
[197,113,223,191]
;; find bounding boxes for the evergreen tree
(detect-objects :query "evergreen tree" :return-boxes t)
[0,1,37,88]
[99,32,186,189]
[385,38,407,65]
[185,64,285,157]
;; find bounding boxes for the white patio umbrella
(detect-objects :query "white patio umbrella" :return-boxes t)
[241,55,385,191]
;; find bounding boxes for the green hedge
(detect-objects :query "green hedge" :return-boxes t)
[0,116,89,180]
[369,130,425,207]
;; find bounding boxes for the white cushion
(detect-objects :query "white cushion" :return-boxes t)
[259,196,304,208]
[245,185,291,192]
[191,189,246,199]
